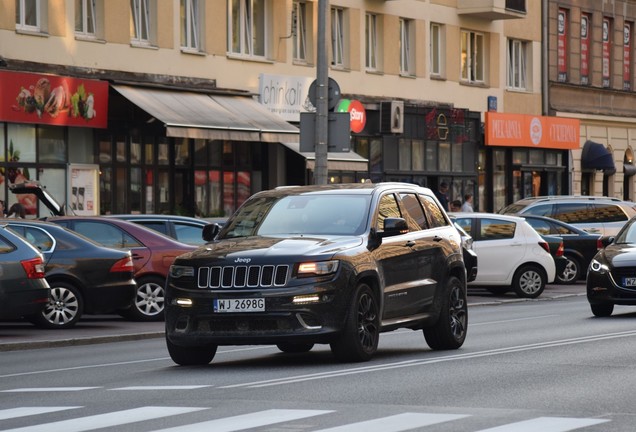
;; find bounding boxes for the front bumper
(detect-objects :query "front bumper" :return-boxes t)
[587,270,636,305]
[165,278,352,347]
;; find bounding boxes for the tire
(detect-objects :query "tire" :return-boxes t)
[556,255,580,284]
[330,283,379,362]
[276,343,314,353]
[512,265,546,299]
[424,276,468,350]
[121,276,165,321]
[591,303,614,317]
[166,338,217,366]
[30,281,83,329]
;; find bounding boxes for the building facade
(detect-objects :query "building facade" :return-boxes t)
[546,0,636,203]
[1,0,543,217]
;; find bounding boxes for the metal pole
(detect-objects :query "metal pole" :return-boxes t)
[314,0,329,185]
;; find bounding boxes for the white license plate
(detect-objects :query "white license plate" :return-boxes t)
[214,298,265,313]
[623,277,636,287]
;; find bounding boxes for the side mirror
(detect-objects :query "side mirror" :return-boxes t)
[600,236,614,247]
[381,217,408,237]
[202,223,221,242]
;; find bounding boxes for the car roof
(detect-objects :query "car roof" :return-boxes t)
[107,214,210,225]
[509,195,622,205]
[449,212,528,222]
[259,182,431,198]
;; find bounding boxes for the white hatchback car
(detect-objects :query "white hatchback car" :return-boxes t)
[451,213,556,298]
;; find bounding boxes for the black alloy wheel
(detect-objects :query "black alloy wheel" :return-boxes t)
[166,339,218,366]
[424,276,468,350]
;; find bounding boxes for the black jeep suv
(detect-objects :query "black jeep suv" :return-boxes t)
[165,183,468,364]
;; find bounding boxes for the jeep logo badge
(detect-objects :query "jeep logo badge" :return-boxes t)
[235,258,251,264]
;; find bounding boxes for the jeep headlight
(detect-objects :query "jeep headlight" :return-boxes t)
[589,259,609,274]
[297,260,339,277]
[169,265,194,278]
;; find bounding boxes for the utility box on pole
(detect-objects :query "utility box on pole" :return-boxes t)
[300,112,351,153]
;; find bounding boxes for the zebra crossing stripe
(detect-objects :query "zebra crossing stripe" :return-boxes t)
[0,407,81,421]
[312,412,471,432]
[151,409,334,432]
[0,406,206,432]
[474,416,611,432]
[110,386,212,390]
[1,387,99,392]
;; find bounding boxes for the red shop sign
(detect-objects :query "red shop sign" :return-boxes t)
[0,70,108,128]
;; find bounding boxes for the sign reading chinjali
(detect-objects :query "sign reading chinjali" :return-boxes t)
[0,70,108,128]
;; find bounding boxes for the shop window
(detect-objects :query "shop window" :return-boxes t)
[512,149,528,164]
[7,124,36,163]
[144,139,154,164]
[209,140,223,166]
[398,139,411,170]
[451,142,462,172]
[115,137,126,163]
[194,139,207,166]
[237,171,251,208]
[130,167,142,213]
[37,126,66,163]
[98,137,111,163]
[412,140,424,171]
[157,170,170,213]
[158,139,169,165]
[235,141,250,167]
[439,142,451,171]
[369,139,382,174]
[38,168,65,216]
[180,0,203,52]
[223,141,234,166]
[174,138,190,165]
[209,170,222,216]
[493,150,506,212]
[144,168,154,213]
[100,167,112,214]
[529,149,543,165]
[228,0,269,58]
[223,171,235,215]
[68,128,94,164]
[426,141,438,171]
[114,167,126,213]
[130,138,141,164]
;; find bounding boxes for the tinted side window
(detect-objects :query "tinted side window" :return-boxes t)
[455,218,473,236]
[418,194,448,228]
[174,223,204,244]
[398,193,428,230]
[480,219,516,240]
[12,226,54,252]
[376,194,402,230]
[593,204,628,222]
[137,221,169,236]
[0,234,15,253]
[524,218,551,236]
[73,221,143,248]
[554,203,594,224]
[522,203,553,217]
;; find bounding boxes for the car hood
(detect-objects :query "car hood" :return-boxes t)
[177,235,364,264]
[601,244,636,267]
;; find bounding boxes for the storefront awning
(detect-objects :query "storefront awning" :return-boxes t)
[112,85,299,143]
[625,163,636,177]
[581,140,616,172]
[280,141,369,172]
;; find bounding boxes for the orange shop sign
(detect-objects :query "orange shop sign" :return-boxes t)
[485,112,580,150]
[0,70,108,128]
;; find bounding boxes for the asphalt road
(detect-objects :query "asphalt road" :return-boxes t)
[2,286,636,431]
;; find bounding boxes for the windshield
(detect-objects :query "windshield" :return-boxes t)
[614,220,636,244]
[499,203,526,214]
[220,194,371,238]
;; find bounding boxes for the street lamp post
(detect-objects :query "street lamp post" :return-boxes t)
[314,0,329,185]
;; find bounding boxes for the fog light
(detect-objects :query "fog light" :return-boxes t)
[175,298,193,306]
[293,294,321,304]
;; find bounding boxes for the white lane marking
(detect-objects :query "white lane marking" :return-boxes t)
[110,386,212,390]
[1,387,99,392]
[470,315,559,326]
[313,413,470,432]
[0,406,206,432]
[0,407,81,420]
[475,416,610,432]
[220,330,636,388]
[150,409,333,432]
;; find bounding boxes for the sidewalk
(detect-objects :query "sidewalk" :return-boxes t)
[0,284,586,352]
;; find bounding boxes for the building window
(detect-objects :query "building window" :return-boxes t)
[430,23,444,76]
[365,13,378,71]
[131,0,153,45]
[624,22,633,91]
[75,0,96,37]
[602,17,612,88]
[461,30,484,83]
[331,7,346,67]
[229,0,268,58]
[557,8,568,82]
[580,13,591,85]
[181,0,202,51]
[400,18,414,76]
[16,0,46,32]
[292,1,307,62]
[507,39,527,90]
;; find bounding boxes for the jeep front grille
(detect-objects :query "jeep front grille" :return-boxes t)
[197,265,290,288]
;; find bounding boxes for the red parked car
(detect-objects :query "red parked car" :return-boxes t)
[47,216,196,321]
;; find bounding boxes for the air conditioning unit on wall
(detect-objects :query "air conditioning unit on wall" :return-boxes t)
[380,101,404,134]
